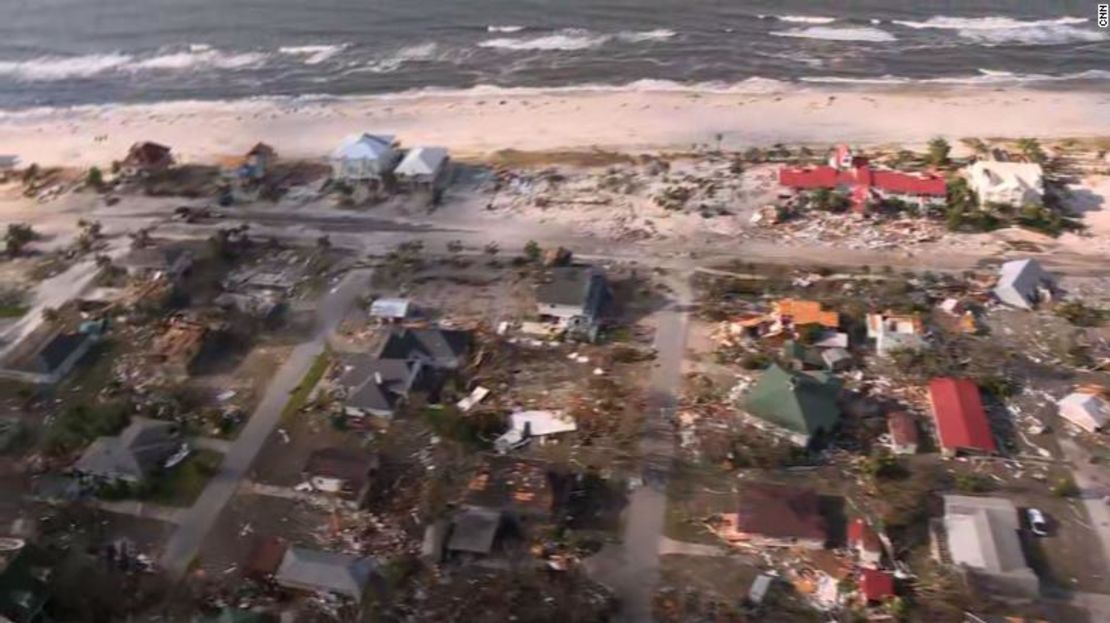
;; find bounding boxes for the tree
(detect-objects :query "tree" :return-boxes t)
[927,137,950,167]
[86,166,104,190]
[1016,137,1047,164]
[523,240,541,263]
[4,223,37,256]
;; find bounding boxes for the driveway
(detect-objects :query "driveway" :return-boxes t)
[157,268,371,579]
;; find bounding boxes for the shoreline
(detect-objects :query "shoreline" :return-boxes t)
[1,86,1109,167]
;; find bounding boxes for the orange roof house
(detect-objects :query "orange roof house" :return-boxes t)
[773,299,840,328]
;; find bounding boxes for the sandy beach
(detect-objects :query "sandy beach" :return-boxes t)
[1,87,1109,168]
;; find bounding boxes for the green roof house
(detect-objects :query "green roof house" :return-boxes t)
[743,364,842,447]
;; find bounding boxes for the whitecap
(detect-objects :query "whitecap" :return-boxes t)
[775,15,837,24]
[478,28,608,51]
[487,25,525,33]
[891,15,1104,45]
[278,44,347,65]
[616,29,676,42]
[362,42,440,73]
[0,53,134,81]
[770,26,896,42]
[133,49,268,70]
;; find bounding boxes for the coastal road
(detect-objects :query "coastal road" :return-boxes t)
[158,267,371,579]
[1056,437,1110,579]
[587,275,691,621]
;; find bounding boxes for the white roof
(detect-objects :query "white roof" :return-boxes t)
[967,160,1044,193]
[395,147,448,177]
[1058,392,1110,433]
[332,133,395,161]
[510,410,577,437]
[369,297,410,319]
[943,495,1032,577]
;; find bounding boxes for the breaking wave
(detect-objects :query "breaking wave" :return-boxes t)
[800,68,1110,86]
[772,15,837,24]
[278,44,347,65]
[891,16,1105,45]
[0,53,133,81]
[487,25,525,33]
[133,48,268,70]
[361,42,441,73]
[770,26,896,42]
[478,28,675,51]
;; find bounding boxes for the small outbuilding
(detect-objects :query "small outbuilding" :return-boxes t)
[369,298,411,322]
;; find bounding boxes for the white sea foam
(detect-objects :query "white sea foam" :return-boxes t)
[775,15,837,24]
[134,49,268,70]
[487,25,525,33]
[278,44,347,65]
[800,69,1110,86]
[479,28,674,51]
[891,15,1104,45]
[616,29,676,43]
[362,42,441,73]
[771,26,896,42]
[0,53,134,81]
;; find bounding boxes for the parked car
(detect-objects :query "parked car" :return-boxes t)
[1027,508,1049,536]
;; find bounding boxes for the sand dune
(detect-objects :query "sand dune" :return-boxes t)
[0,87,1108,168]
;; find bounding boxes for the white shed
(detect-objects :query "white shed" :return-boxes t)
[330,133,398,182]
[1058,392,1110,433]
[369,297,411,321]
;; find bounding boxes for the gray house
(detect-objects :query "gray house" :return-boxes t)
[993,258,1055,310]
[335,356,425,420]
[536,265,609,336]
[274,546,379,604]
[330,133,399,183]
[376,328,472,370]
[394,147,450,189]
[73,418,182,484]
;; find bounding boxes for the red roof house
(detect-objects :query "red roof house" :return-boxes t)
[779,145,946,213]
[724,483,827,549]
[859,568,895,602]
[927,378,996,455]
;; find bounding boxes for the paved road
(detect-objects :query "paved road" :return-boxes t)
[587,276,691,622]
[157,268,371,579]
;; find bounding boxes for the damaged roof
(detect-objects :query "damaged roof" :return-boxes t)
[73,418,180,480]
[376,328,471,370]
[337,355,424,413]
[274,547,379,602]
[735,482,826,543]
[305,447,379,486]
[536,265,605,308]
[447,506,503,555]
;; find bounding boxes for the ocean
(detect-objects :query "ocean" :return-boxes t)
[0,0,1106,110]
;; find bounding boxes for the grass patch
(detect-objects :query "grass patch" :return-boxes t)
[144,449,223,506]
[280,349,332,422]
[0,305,28,318]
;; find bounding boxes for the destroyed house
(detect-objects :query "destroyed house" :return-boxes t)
[859,568,895,603]
[847,518,883,568]
[152,317,209,377]
[993,258,1054,310]
[779,145,946,213]
[743,364,842,447]
[274,546,380,604]
[118,244,194,281]
[122,141,173,174]
[73,418,181,484]
[335,355,427,420]
[535,265,609,327]
[772,299,839,329]
[886,411,918,455]
[0,543,51,623]
[464,458,559,519]
[1057,391,1110,433]
[942,495,1037,596]
[928,378,996,456]
[866,311,926,356]
[726,483,827,549]
[376,327,471,370]
[303,447,379,506]
[966,161,1044,207]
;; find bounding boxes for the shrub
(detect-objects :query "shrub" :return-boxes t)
[1055,300,1106,327]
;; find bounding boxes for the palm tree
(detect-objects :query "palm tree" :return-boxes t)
[927,137,951,167]
[1016,138,1047,164]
